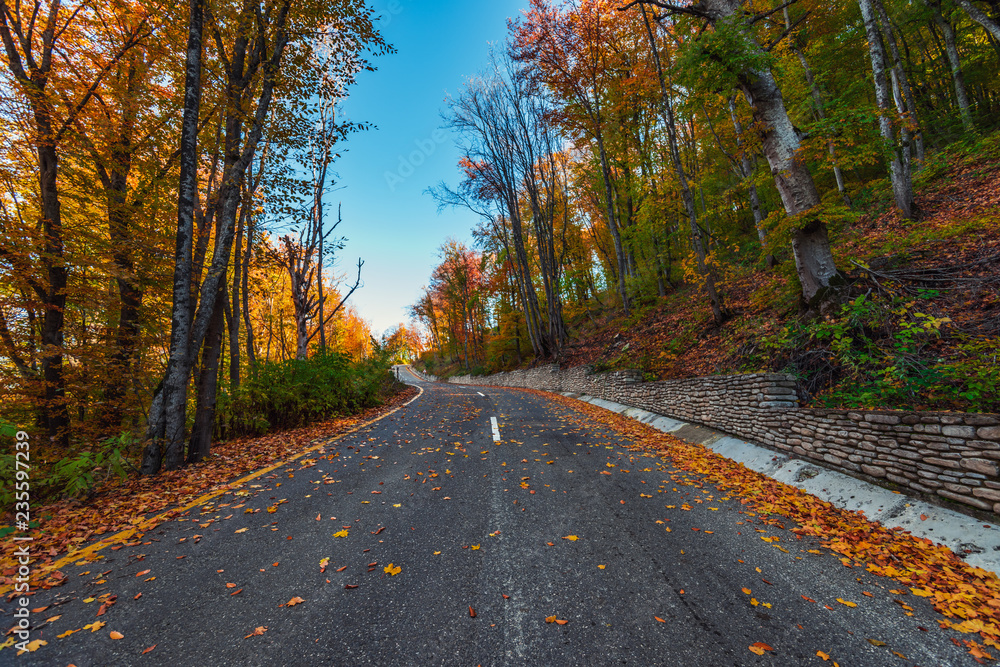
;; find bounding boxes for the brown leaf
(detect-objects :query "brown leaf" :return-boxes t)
[286,596,305,606]
[142,645,157,654]
[469,606,476,618]
[244,626,267,639]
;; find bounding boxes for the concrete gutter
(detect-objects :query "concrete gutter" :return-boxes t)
[561,392,1000,577]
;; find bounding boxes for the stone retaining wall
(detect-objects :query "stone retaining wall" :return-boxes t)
[448,365,1000,516]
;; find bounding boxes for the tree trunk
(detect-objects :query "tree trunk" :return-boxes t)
[727,96,773,266]
[229,200,245,389]
[697,0,840,304]
[874,0,926,162]
[782,8,852,207]
[859,0,918,220]
[926,0,975,131]
[188,285,225,463]
[956,0,1000,42]
[640,6,723,325]
[141,0,205,475]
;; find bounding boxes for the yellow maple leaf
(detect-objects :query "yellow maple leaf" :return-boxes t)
[836,598,856,608]
[816,649,830,660]
[384,563,402,576]
[57,628,79,639]
[84,621,105,633]
[910,587,933,598]
[16,639,47,655]
[333,529,349,538]
[563,535,579,541]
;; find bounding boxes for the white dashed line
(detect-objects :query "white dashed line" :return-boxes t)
[490,417,501,442]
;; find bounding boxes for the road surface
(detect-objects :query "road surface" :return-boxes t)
[6,369,979,665]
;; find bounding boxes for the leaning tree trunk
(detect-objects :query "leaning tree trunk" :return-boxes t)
[955,0,1000,42]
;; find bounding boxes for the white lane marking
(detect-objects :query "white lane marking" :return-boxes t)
[477,392,485,397]
[490,417,501,442]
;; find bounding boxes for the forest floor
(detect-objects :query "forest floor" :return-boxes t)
[556,137,1000,414]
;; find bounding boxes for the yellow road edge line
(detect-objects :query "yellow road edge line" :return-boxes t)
[1,383,424,596]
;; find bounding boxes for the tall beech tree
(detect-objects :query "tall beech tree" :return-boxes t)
[0,0,156,446]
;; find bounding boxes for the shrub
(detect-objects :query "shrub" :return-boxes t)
[218,348,396,438]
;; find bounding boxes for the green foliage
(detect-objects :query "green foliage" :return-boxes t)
[675,16,778,92]
[0,430,132,510]
[762,293,997,412]
[219,348,396,438]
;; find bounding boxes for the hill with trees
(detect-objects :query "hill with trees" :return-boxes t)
[412,0,1000,415]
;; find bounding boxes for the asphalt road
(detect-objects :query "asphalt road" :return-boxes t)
[5,369,980,665]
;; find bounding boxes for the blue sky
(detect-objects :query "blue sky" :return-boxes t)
[329,0,529,335]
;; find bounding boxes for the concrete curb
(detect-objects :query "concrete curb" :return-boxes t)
[561,392,1000,577]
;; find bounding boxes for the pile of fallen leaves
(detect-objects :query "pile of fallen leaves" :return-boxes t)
[544,390,1000,653]
[0,386,417,594]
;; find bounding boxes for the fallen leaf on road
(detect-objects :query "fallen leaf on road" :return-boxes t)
[836,598,856,608]
[244,626,267,639]
[655,616,666,623]
[742,588,751,595]
[545,615,557,623]
[16,639,46,654]
[135,570,150,577]
[142,645,156,654]
[384,563,401,576]
[748,642,773,655]
[816,649,829,660]
[84,621,105,633]
[57,629,79,638]
[867,639,886,646]
[110,631,124,640]
[231,588,242,596]
[285,597,305,607]
[563,535,579,541]
[333,530,349,538]
[345,584,358,589]
[235,528,248,534]
[471,544,480,550]
[226,583,237,588]
[469,606,476,618]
